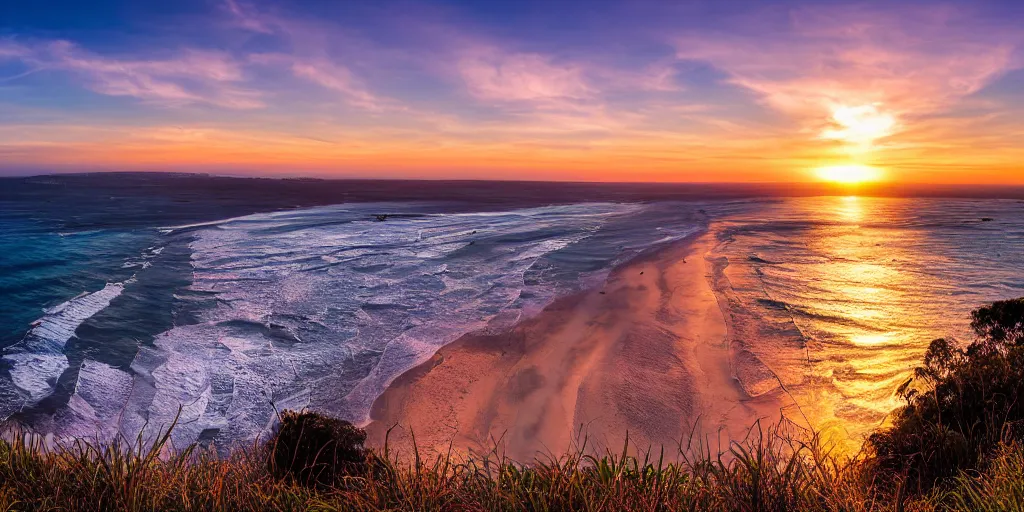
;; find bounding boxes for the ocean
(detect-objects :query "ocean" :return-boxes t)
[2,175,1023,449]
[706,197,1024,443]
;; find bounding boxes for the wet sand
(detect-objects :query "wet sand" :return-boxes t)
[366,233,790,462]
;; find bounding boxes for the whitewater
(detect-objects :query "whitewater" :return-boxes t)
[0,201,703,448]
[2,195,1023,450]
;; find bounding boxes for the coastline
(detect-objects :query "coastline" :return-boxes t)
[366,232,791,461]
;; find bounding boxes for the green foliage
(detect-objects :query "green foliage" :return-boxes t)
[868,297,1024,492]
[268,410,368,486]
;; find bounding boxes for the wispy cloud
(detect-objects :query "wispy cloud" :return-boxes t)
[249,53,393,111]
[0,41,30,59]
[291,60,383,110]
[458,49,593,101]
[674,4,1020,135]
[4,40,262,108]
[220,0,410,112]
[222,0,276,34]
[2,0,1023,182]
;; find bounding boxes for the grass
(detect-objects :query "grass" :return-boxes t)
[1,298,1023,511]
[936,444,1024,512]
[2,415,1020,511]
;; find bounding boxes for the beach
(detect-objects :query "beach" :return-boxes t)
[8,188,1019,456]
[366,233,790,461]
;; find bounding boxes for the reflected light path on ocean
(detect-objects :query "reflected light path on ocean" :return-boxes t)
[707,196,1024,450]
[802,196,933,440]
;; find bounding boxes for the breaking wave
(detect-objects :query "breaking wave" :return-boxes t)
[5,201,704,449]
[1,278,133,414]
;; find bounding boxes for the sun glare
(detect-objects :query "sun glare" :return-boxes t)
[815,164,882,184]
[821,105,896,149]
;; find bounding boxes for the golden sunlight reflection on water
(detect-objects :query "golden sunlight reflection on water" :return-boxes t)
[710,196,973,452]
[802,196,926,446]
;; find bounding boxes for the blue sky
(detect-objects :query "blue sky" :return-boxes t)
[1,0,1023,183]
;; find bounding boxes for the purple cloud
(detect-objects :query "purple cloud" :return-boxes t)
[4,39,263,109]
[458,50,593,102]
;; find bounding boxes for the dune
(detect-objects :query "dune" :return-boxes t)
[366,233,792,462]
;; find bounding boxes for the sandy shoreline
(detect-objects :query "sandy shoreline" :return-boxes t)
[366,233,789,461]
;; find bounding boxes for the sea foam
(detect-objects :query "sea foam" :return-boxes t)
[119,202,657,447]
[6,201,706,448]
[3,279,132,404]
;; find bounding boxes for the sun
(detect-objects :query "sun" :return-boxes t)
[815,164,882,184]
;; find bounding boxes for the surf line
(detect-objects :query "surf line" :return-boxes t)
[1,272,139,412]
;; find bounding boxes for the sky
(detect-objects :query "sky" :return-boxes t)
[1,0,1023,183]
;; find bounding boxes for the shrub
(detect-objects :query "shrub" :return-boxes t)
[971,297,1024,345]
[868,297,1024,492]
[267,409,368,486]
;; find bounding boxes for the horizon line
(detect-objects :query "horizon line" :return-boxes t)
[6,170,1024,189]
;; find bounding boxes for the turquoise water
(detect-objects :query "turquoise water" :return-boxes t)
[0,206,154,347]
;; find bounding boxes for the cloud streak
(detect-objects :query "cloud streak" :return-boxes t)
[248,53,392,111]
[675,5,1019,129]
[1,0,1022,183]
[3,40,262,108]
[458,50,593,102]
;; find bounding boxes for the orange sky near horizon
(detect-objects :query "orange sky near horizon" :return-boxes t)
[7,123,1021,184]
[2,1,1023,184]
